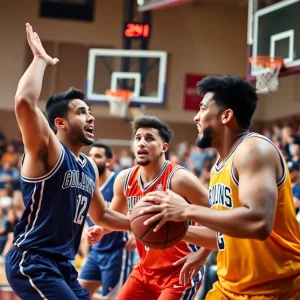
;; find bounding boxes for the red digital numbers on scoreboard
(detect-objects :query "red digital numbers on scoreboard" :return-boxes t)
[124,23,151,39]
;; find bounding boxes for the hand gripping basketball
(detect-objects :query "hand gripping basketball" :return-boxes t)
[130,190,189,250]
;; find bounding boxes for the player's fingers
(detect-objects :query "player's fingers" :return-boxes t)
[190,269,198,280]
[179,263,188,284]
[142,195,163,204]
[91,226,100,233]
[34,32,41,42]
[166,189,177,196]
[173,256,186,266]
[146,191,167,197]
[153,218,167,232]
[143,211,163,226]
[182,269,190,286]
[51,58,59,65]
[26,23,34,41]
[140,205,162,217]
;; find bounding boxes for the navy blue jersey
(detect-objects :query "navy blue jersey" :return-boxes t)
[86,172,128,252]
[13,144,96,260]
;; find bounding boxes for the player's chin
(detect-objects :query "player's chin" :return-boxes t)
[83,136,94,146]
[196,136,210,149]
[136,159,151,166]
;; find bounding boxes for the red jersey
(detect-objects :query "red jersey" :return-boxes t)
[124,161,198,270]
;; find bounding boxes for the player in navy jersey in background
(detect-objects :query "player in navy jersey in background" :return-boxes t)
[79,142,136,298]
[5,23,131,300]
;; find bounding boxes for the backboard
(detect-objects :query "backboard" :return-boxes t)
[86,49,167,105]
[247,0,300,79]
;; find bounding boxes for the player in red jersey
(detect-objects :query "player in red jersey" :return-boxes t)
[87,116,211,300]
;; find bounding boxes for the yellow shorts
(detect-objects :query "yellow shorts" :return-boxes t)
[205,280,300,300]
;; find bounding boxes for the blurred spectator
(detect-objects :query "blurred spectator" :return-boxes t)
[11,133,24,153]
[2,208,19,257]
[0,129,6,156]
[287,161,300,216]
[118,149,133,170]
[12,190,24,220]
[0,207,7,254]
[0,184,14,209]
[2,144,19,166]
[0,162,20,193]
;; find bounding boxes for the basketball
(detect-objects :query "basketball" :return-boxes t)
[130,200,189,250]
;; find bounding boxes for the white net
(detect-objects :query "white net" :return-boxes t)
[250,57,283,94]
[106,90,132,118]
[254,66,281,94]
[107,97,131,117]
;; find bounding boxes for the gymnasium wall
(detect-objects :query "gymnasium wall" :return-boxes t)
[0,0,297,142]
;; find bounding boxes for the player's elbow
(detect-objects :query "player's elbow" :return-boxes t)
[15,96,35,111]
[255,219,272,240]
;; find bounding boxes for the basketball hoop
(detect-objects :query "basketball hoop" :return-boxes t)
[249,56,284,94]
[105,89,133,118]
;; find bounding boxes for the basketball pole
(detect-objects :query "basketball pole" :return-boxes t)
[122,0,151,121]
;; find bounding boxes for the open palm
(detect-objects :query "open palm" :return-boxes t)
[26,23,59,66]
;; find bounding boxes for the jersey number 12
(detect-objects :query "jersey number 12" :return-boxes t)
[74,194,88,225]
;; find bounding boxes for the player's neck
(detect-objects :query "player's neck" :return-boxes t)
[57,134,82,157]
[98,169,112,187]
[217,130,249,162]
[140,158,166,185]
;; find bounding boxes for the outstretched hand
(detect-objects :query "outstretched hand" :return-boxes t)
[173,249,207,286]
[26,23,59,66]
[140,189,190,232]
[86,225,104,245]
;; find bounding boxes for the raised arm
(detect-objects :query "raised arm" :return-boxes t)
[16,24,61,176]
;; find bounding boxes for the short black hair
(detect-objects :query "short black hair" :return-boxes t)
[197,75,258,129]
[132,116,173,143]
[91,142,113,159]
[45,87,85,133]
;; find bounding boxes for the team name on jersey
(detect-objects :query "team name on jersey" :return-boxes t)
[209,183,233,209]
[62,170,95,196]
[127,196,143,212]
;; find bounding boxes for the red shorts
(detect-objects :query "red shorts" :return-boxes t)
[116,263,204,300]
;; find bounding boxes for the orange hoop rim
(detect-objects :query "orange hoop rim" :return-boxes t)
[249,56,284,69]
[105,89,133,102]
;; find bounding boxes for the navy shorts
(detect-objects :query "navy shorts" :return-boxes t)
[6,246,90,300]
[79,247,133,297]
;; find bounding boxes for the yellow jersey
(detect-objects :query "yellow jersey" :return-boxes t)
[209,133,300,295]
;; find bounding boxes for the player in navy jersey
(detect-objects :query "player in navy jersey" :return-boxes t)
[5,23,131,300]
[79,142,136,298]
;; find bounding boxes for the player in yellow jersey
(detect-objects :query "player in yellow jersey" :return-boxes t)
[141,75,300,299]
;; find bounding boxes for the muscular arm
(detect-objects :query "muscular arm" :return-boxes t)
[183,226,218,250]
[16,24,61,177]
[88,166,131,232]
[184,138,279,240]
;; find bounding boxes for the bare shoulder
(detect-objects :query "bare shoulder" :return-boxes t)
[113,168,133,194]
[115,168,132,183]
[171,168,196,185]
[234,136,279,172]
[171,167,209,206]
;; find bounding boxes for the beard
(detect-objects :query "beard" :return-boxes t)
[196,126,213,149]
[97,164,106,176]
[136,158,151,166]
[69,126,94,146]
